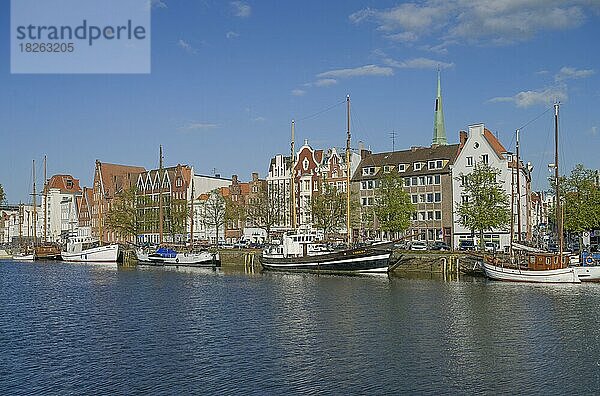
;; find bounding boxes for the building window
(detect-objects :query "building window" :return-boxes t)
[361,181,367,190]
[482,154,489,164]
[303,159,309,171]
[414,163,422,171]
[176,178,182,187]
[412,177,418,186]
[383,165,394,173]
[362,167,375,176]
[419,194,426,203]
[428,161,436,169]
[461,195,469,203]
[466,156,473,167]
[435,210,442,220]
[419,176,425,186]
[404,177,411,187]
[434,192,441,202]
[427,211,434,220]
[461,175,468,186]
[398,164,406,172]
[434,175,441,185]
[427,193,434,203]
[411,195,418,204]
[426,175,433,185]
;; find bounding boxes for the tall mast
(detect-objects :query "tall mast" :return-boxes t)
[509,150,515,261]
[554,103,563,258]
[43,155,47,242]
[515,129,522,242]
[189,174,194,244]
[346,95,352,245]
[290,120,297,229]
[96,161,103,245]
[32,159,37,246]
[159,145,164,244]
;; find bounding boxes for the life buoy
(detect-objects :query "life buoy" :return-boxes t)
[585,256,594,265]
[176,257,179,263]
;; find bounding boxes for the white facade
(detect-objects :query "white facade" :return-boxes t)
[42,189,80,242]
[452,124,529,250]
[266,154,292,231]
[1,205,43,244]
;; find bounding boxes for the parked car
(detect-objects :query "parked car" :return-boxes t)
[459,240,476,251]
[430,241,450,251]
[410,241,428,251]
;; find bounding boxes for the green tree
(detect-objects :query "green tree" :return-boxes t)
[224,195,246,236]
[202,189,226,245]
[311,183,347,238]
[0,183,5,205]
[105,186,139,241]
[373,171,414,239]
[457,163,510,248]
[246,187,277,240]
[562,165,600,232]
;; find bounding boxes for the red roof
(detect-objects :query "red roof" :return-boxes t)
[44,174,82,194]
[483,128,507,159]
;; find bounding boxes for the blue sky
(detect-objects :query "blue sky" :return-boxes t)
[2,0,600,203]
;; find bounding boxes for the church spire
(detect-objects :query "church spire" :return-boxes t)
[432,68,447,146]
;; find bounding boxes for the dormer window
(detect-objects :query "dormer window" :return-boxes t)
[362,167,375,176]
[383,165,394,173]
[398,164,406,172]
[414,163,422,171]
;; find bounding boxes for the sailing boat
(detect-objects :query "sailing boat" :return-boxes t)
[61,160,119,262]
[35,155,62,260]
[13,160,37,261]
[140,146,220,267]
[260,96,395,273]
[481,103,580,283]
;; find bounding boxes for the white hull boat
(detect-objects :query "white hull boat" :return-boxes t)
[146,247,220,267]
[482,262,580,283]
[12,253,35,261]
[573,266,600,282]
[62,241,119,263]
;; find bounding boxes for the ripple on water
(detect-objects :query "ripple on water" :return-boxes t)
[1,261,600,394]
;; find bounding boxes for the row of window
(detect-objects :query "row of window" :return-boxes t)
[362,160,446,176]
[411,192,442,204]
[404,174,441,187]
[412,210,443,221]
[466,154,488,167]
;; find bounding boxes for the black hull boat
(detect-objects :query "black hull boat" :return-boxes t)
[260,243,393,274]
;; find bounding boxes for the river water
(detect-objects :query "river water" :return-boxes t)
[1,260,599,395]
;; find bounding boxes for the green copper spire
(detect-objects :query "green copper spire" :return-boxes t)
[432,68,447,146]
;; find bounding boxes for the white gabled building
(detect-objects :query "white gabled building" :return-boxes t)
[266,154,292,231]
[42,174,82,242]
[452,124,530,250]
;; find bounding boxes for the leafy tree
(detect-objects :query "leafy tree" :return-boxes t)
[201,189,226,246]
[373,171,414,239]
[548,164,600,247]
[456,163,510,248]
[105,186,139,241]
[166,198,189,240]
[224,195,246,235]
[311,183,346,238]
[0,183,5,205]
[246,187,278,240]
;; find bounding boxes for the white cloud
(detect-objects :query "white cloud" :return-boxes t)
[314,79,338,87]
[317,64,393,79]
[590,126,598,136]
[177,39,197,54]
[291,89,306,96]
[252,116,266,122]
[226,31,240,39]
[383,57,454,70]
[231,1,251,18]
[555,66,595,81]
[179,122,218,131]
[489,86,568,108]
[150,0,167,9]
[350,1,596,46]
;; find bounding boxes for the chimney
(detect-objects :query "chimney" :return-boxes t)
[231,175,238,184]
[252,172,259,181]
[459,130,468,147]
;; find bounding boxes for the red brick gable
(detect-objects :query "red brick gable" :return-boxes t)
[44,174,82,194]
